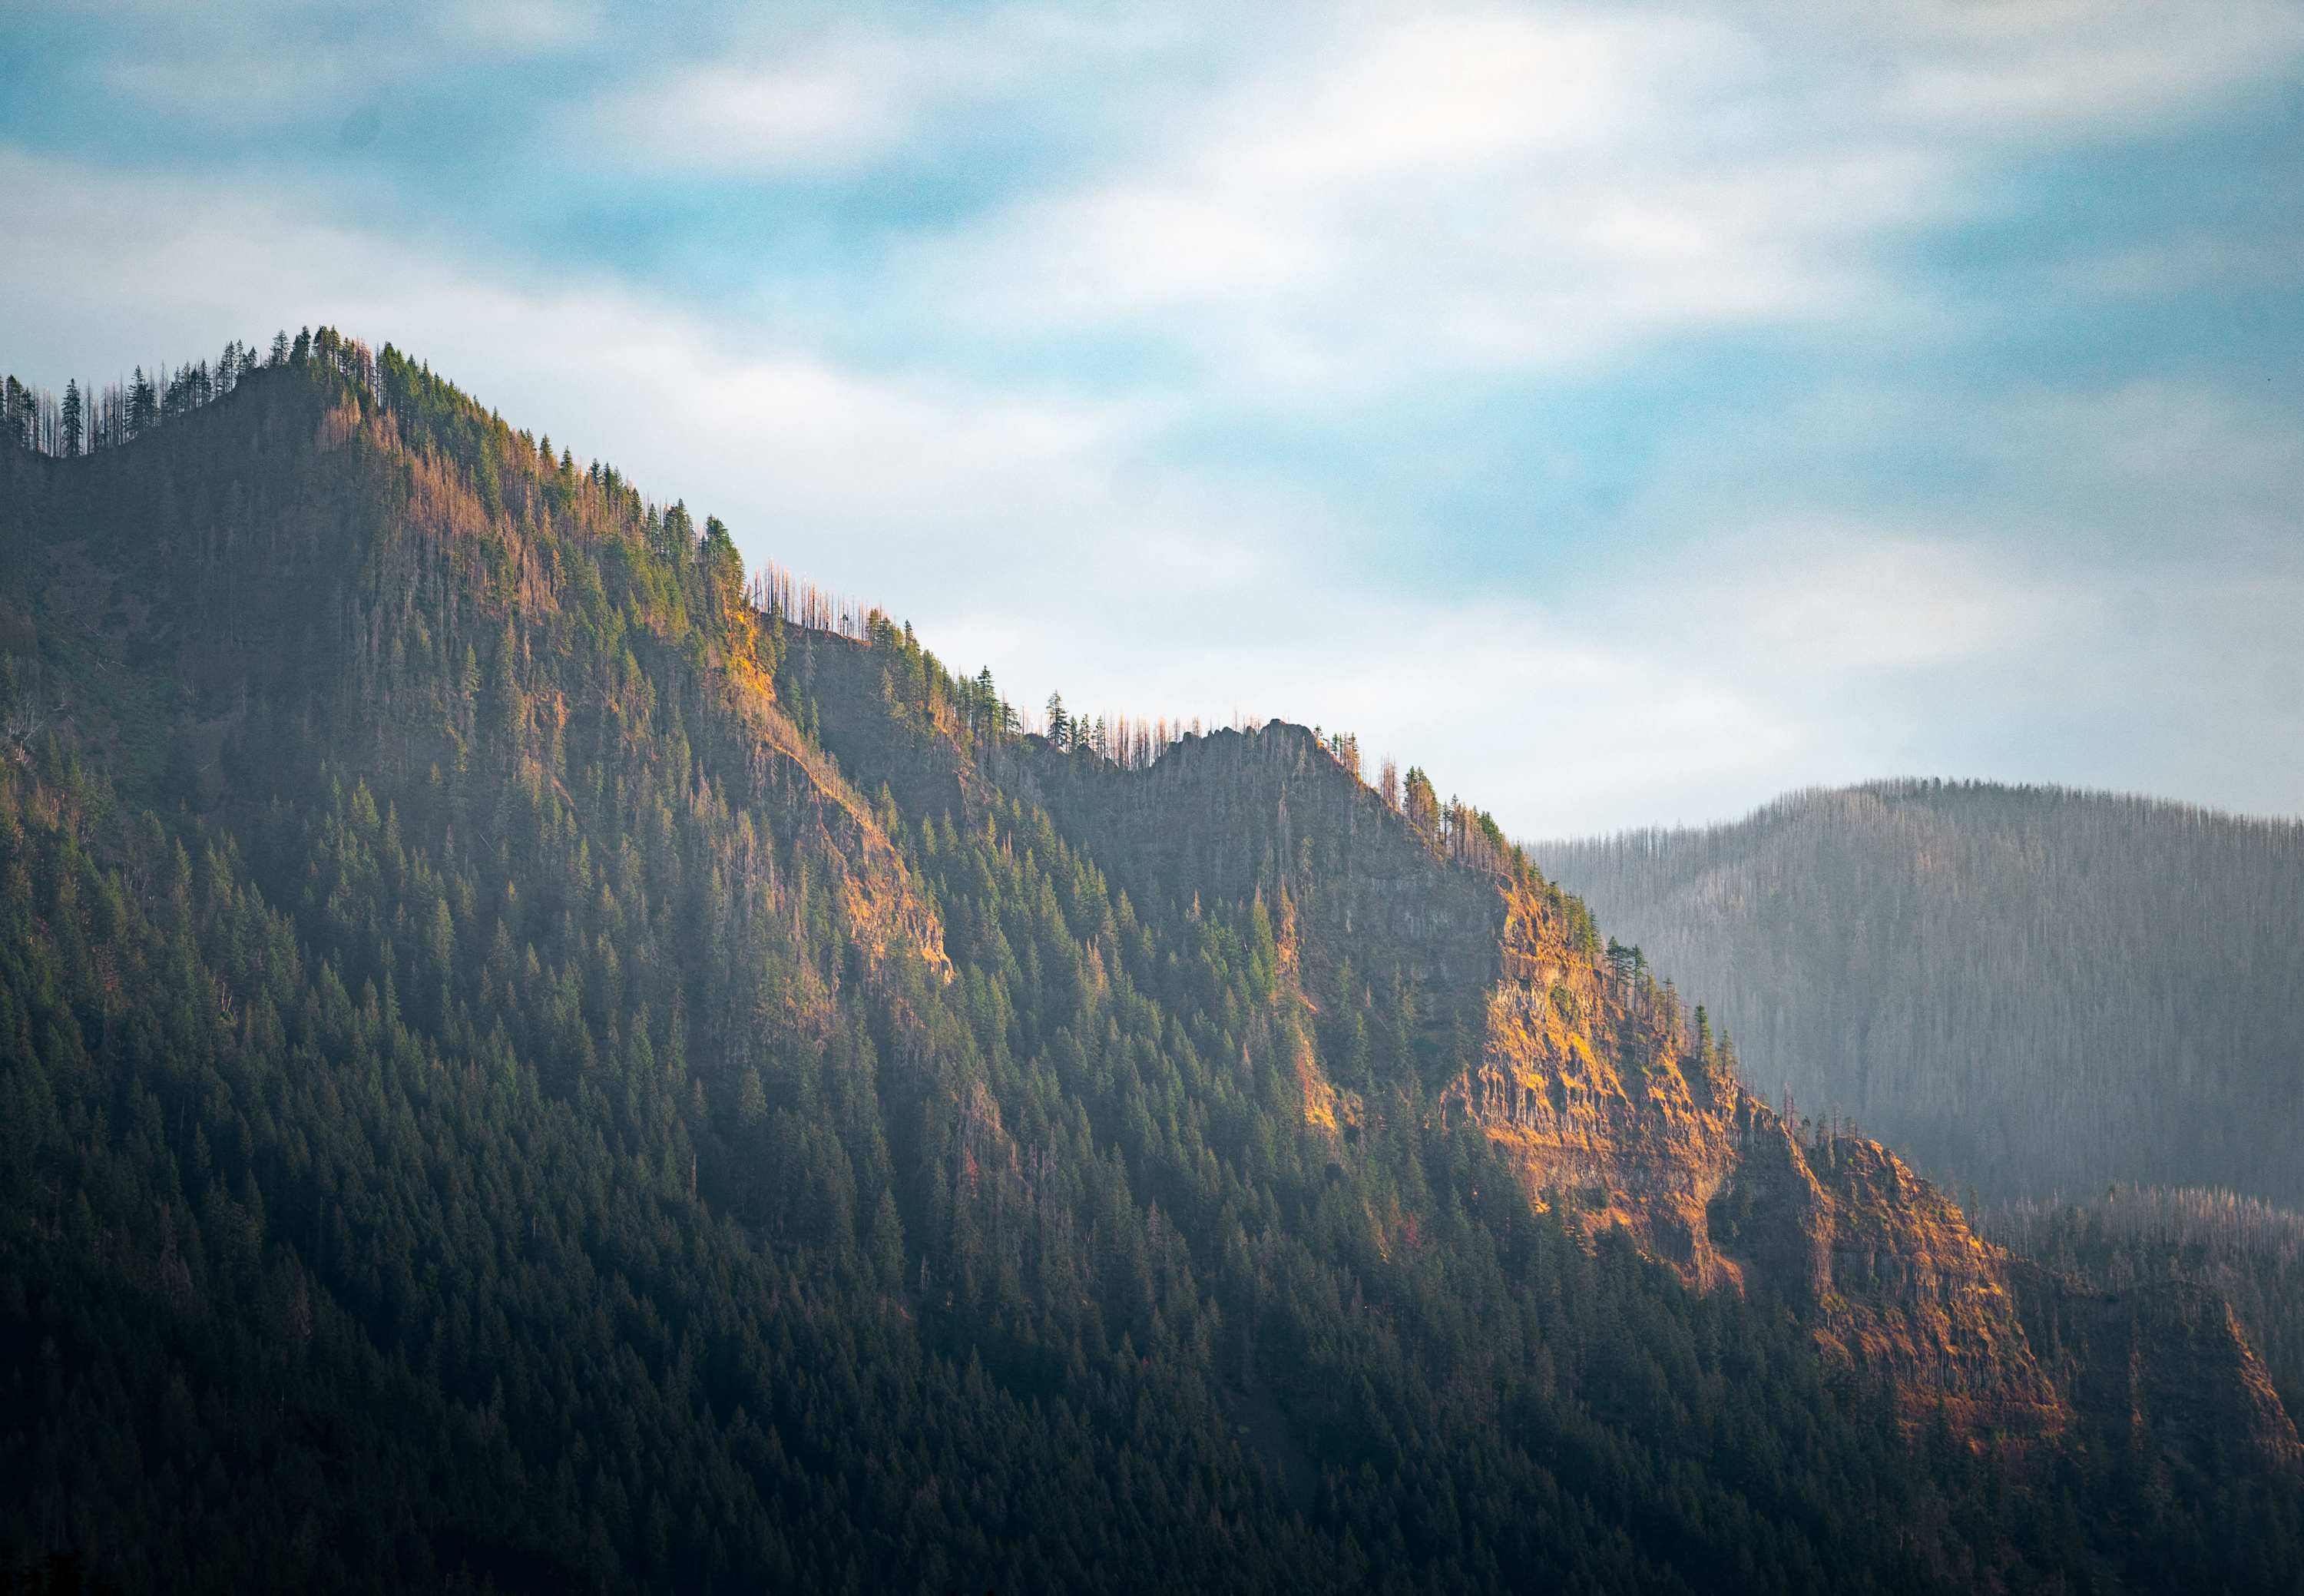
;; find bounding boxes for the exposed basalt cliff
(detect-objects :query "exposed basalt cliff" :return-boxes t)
[1735,1125,2067,1440]
[1440,846,2069,1440]
[975,717,2292,1460]
[780,571,2298,1467]
[1449,863,1740,1286]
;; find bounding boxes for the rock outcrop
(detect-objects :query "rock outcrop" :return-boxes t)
[776,641,2299,1469]
[1021,720,2296,1462]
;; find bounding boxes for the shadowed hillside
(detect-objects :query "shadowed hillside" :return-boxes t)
[1985,1185,2304,1424]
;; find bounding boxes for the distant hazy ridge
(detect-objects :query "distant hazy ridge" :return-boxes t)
[1536,781,2304,1206]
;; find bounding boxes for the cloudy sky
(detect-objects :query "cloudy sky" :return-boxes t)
[4,1,2299,836]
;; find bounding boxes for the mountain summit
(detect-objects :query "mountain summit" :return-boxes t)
[2,337,2296,1593]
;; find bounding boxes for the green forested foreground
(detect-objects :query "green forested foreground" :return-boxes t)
[1,343,2296,1592]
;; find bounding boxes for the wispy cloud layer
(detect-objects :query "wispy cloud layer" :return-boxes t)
[2,1,2299,833]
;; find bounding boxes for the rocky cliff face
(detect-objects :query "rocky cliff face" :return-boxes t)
[1735,1125,2067,1439]
[1433,839,2071,1441]
[998,719,2296,1462]
[779,624,2299,1466]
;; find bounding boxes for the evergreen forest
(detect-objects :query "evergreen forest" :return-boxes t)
[2,337,2299,1592]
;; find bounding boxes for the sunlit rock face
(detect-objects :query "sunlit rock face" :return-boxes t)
[774,631,2301,1465]
[1022,720,2292,1459]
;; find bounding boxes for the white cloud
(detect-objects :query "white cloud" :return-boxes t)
[438,0,603,54]
[2002,382,2303,522]
[0,144,1313,686]
[589,53,930,174]
[1850,0,2304,134]
[895,5,1957,396]
[5,1,2300,836]
[1649,528,2101,675]
[870,0,2304,402]
[578,8,1172,174]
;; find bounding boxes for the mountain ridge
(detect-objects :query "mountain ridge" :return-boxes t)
[790,602,2294,1461]
[2,333,2298,1591]
[1533,778,2304,1208]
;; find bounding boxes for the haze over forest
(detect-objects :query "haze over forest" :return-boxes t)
[1537,781,2304,1207]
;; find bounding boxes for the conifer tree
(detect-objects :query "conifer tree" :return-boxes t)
[127,366,157,439]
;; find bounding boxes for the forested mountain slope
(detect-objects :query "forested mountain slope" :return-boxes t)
[1985,1186,2304,1430]
[2,339,2299,1592]
[1534,783,2304,1207]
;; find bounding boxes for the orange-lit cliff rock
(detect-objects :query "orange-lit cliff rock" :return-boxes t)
[775,629,2297,1465]
[1001,718,2293,1459]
